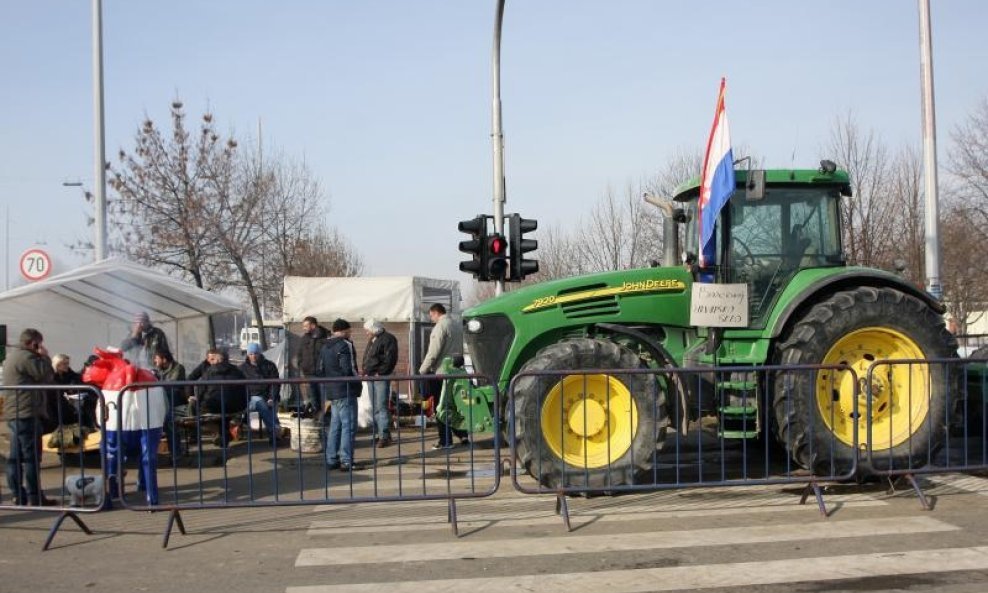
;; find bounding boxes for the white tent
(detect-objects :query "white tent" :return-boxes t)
[0,259,240,367]
[282,276,461,323]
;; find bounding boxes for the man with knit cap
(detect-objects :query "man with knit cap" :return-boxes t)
[317,318,362,471]
[121,311,170,369]
[362,319,398,447]
[240,342,282,444]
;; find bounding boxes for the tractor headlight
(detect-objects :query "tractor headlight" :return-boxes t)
[465,318,483,334]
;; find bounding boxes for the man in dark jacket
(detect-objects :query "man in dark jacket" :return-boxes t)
[120,311,170,369]
[2,328,56,506]
[317,319,361,471]
[189,348,247,448]
[362,319,398,447]
[239,342,282,444]
[295,316,329,416]
[153,349,189,457]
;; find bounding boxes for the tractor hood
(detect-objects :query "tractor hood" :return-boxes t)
[463,266,693,384]
[465,267,692,320]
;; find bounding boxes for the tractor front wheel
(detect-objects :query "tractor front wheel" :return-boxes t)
[513,338,668,490]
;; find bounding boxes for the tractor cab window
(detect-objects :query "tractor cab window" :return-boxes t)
[728,188,842,324]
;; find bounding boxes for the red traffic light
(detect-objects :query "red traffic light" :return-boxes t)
[489,235,506,256]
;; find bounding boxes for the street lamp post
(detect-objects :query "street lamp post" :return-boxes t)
[92,0,107,261]
[490,0,506,296]
[918,0,942,300]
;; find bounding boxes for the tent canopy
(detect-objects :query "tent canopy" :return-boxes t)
[282,276,461,324]
[0,259,240,367]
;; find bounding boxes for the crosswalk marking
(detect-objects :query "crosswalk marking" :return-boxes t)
[306,498,887,535]
[286,545,988,593]
[295,515,956,566]
[925,473,988,496]
[310,483,880,515]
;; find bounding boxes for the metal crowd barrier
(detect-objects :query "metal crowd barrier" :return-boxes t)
[507,364,858,528]
[0,384,106,550]
[865,357,988,509]
[112,373,501,546]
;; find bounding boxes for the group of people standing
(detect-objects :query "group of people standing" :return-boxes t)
[295,316,398,472]
[293,302,461,472]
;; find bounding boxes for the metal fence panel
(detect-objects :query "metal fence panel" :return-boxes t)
[0,384,105,549]
[507,364,858,515]
[866,358,988,508]
[109,373,500,544]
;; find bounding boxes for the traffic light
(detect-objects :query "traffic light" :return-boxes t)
[508,213,539,281]
[458,215,488,280]
[487,233,508,281]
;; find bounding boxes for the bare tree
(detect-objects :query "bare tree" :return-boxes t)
[940,204,988,333]
[949,97,988,210]
[946,97,988,332]
[884,146,925,283]
[108,100,364,344]
[109,101,225,290]
[826,112,900,268]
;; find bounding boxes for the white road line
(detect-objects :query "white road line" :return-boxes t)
[286,545,988,593]
[306,499,886,535]
[309,485,882,515]
[926,473,988,496]
[295,515,955,566]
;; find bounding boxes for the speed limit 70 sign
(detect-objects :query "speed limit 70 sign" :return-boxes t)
[19,248,52,282]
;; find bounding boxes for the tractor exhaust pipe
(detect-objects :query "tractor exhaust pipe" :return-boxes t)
[644,193,680,266]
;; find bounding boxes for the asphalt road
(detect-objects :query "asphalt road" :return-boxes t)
[3,461,988,593]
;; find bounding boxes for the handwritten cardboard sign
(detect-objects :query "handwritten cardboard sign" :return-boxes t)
[690,283,749,328]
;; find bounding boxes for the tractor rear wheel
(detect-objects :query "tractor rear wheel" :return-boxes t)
[772,287,957,475]
[513,338,668,490]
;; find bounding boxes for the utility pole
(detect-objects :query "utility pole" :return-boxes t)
[4,205,9,290]
[92,0,108,261]
[490,0,507,296]
[918,0,942,300]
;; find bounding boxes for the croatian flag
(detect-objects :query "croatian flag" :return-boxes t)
[698,78,735,269]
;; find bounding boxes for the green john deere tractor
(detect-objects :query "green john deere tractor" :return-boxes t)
[444,164,957,488]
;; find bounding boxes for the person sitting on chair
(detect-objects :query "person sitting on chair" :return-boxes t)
[239,343,282,445]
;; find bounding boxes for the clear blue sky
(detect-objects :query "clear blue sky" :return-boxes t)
[2,1,987,291]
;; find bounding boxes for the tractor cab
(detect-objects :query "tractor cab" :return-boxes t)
[677,164,852,327]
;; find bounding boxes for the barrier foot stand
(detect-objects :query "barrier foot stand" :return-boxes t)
[448,498,459,537]
[904,474,932,511]
[555,494,572,532]
[42,511,94,551]
[162,509,187,549]
[798,482,829,518]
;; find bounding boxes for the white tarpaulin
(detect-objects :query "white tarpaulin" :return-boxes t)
[282,276,461,323]
[0,258,240,368]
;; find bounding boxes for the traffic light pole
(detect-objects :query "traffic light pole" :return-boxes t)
[490,0,507,296]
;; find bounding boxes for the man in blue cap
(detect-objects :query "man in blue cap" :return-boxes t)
[239,342,282,444]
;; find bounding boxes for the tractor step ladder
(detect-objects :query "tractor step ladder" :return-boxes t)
[717,379,759,439]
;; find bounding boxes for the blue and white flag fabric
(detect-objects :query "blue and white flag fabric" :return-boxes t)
[698,78,735,269]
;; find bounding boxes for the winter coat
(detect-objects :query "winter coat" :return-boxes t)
[195,361,248,414]
[120,325,170,368]
[2,346,53,420]
[239,356,280,400]
[317,336,362,400]
[48,368,84,429]
[297,325,329,376]
[154,361,190,407]
[419,314,463,374]
[362,330,398,377]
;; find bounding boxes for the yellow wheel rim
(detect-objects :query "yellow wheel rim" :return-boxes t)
[540,374,637,468]
[816,327,929,450]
